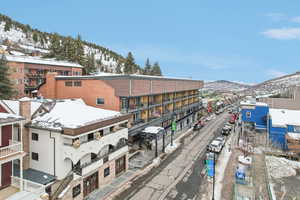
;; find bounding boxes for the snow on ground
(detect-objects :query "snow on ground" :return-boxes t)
[165,143,179,154]
[9,50,24,56]
[19,44,49,53]
[266,156,300,179]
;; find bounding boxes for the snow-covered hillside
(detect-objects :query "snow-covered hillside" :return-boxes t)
[203,80,251,92]
[251,71,300,94]
[0,20,121,72]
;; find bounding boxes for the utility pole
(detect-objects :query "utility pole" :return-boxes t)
[171,119,176,146]
[212,152,215,200]
[162,130,165,153]
[155,134,158,158]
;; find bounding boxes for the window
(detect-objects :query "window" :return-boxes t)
[294,126,300,132]
[110,126,114,133]
[32,133,39,141]
[74,81,82,87]
[73,71,81,76]
[104,167,110,177]
[65,81,73,87]
[96,98,105,105]
[99,130,104,137]
[246,111,251,118]
[88,133,94,141]
[72,184,81,198]
[32,152,39,161]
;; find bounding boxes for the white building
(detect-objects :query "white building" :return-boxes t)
[1,98,131,200]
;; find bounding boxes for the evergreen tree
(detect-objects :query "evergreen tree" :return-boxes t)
[32,32,38,43]
[46,33,63,59]
[4,21,12,32]
[115,62,122,74]
[74,34,85,66]
[0,54,15,99]
[85,53,96,75]
[123,52,136,74]
[62,37,76,61]
[151,62,162,76]
[143,58,152,75]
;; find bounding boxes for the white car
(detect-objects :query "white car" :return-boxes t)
[214,136,226,146]
[208,140,223,153]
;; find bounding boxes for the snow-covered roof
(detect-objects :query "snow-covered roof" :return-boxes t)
[143,126,164,134]
[1,100,42,116]
[240,100,268,107]
[32,99,121,130]
[287,132,300,140]
[270,108,300,127]
[5,55,83,68]
[0,112,24,124]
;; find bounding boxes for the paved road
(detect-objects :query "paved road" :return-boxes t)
[113,112,230,200]
[164,115,229,200]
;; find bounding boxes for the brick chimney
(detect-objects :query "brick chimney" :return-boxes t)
[19,97,31,170]
[19,97,31,122]
[42,72,58,99]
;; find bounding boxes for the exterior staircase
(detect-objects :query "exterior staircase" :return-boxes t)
[50,171,74,200]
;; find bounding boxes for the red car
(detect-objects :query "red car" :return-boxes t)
[229,114,237,124]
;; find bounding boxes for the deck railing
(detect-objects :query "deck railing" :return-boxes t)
[11,176,46,195]
[0,140,22,159]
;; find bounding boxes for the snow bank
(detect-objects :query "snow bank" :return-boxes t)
[266,156,300,179]
[165,143,179,153]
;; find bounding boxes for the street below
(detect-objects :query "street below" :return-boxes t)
[114,112,230,200]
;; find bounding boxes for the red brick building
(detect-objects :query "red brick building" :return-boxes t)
[5,55,83,97]
[39,73,204,138]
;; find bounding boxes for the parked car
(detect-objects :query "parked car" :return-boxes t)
[208,140,223,153]
[214,136,226,146]
[193,122,203,131]
[221,127,231,136]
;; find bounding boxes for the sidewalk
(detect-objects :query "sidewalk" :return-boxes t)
[86,126,194,200]
[86,170,137,200]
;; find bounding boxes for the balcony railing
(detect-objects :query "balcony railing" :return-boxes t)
[0,140,22,160]
[74,143,127,176]
[11,176,46,196]
[63,127,127,147]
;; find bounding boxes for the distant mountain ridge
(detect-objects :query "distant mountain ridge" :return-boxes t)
[204,80,251,92]
[250,71,300,94]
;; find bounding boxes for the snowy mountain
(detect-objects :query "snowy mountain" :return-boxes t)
[0,14,123,73]
[251,71,300,94]
[203,80,251,92]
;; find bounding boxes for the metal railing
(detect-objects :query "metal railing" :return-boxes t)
[74,143,127,176]
[50,171,73,200]
[0,140,22,159]
[11,176,46,196]
[63,127,127,147]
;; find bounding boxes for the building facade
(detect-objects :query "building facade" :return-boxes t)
[38,73,204,138]
[0,113,25,191]
[0,98,131,200]
[240,100,269,130]
[268,108,300,150]
[258,86,300,110]
[5,55,83,97]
